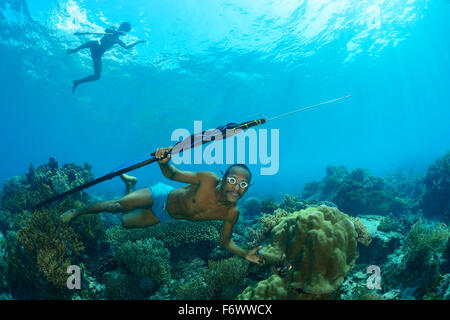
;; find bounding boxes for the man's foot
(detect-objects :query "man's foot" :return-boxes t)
[120,174,138,185]
[67,48,76,54]
[120,174,138,193]
[60,209,79,224]
[72,80,78,93]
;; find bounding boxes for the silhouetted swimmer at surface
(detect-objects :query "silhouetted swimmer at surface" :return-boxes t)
[67,22,146,93]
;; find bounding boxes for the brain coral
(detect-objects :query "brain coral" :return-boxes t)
[245,206,364,299]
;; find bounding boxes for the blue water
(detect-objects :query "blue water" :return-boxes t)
[1,0,449,199]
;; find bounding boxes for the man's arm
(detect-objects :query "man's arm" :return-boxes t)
[117,39,146,49]
[155,146,212,185]
[220,208,264,265]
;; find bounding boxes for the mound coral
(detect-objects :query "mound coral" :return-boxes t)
[239,205,367,299]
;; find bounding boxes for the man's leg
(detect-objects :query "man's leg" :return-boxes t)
[60,187,153,225]
[67,41,97,54]
[72,53,102,93]
[122,208,160,229]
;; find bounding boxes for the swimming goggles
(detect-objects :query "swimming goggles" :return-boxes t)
[226,176,249,189]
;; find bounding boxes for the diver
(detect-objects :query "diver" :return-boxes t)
[67,22,146,93]
[60,146,265,265]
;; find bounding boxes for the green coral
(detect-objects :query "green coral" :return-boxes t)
[115,238,172,284]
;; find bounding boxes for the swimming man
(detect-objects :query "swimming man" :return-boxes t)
[67,22,146,93]
[60,146,264,265]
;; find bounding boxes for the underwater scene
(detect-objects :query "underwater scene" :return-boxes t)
[0,0,449,301]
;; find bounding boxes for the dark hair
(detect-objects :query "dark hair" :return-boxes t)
[223,164,252,182]
[119,22,131,32]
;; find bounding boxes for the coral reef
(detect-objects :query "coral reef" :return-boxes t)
[1,153,449,300]
[302,164,415,217]
[0,158,93,213]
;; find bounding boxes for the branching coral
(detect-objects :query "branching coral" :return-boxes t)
[176,256,249,300]
[260,208,290,236]
[115,238,172,284]
[349,217,372,246]
[280,195,305,213]
[15,209,84,289]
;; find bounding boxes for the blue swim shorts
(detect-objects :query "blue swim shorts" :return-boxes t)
[149,183,175,222]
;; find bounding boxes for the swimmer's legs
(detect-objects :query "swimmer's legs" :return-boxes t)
[67,40,97,54]
[72,55,102,93]
[60,176,160,228]
[60,188,155,225]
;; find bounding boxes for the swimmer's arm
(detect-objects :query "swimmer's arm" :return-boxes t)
[156,147,215,184]
[220,208,265,265]
[158,162,200,184]
[117,39,146,49]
